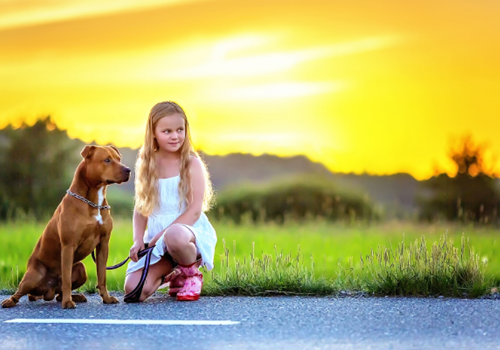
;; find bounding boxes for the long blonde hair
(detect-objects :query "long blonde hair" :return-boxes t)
[134,101,214,216]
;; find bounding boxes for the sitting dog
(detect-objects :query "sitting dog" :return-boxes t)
[1,145,130,309]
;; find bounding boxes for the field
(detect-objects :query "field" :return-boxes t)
[0,219,498,296]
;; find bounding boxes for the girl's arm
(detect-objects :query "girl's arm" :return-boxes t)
[149,157,205,246]
[129,209,148,262]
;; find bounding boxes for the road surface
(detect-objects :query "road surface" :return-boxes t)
[1,294,499,349]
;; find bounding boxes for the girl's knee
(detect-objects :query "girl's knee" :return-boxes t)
[163,225,193,251]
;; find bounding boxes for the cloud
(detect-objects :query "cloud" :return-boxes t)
[0,0,205,30]
[215,132,299,142]
[220,82,345,100]
[210,35,273,61]
[168,36,399,79]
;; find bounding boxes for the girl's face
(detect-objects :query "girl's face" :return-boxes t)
[154,113,186,153]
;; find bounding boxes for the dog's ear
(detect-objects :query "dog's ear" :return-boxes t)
[109,145,122,157]
[81,145,96,159]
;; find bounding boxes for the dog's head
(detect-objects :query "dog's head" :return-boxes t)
[81,145,131,185]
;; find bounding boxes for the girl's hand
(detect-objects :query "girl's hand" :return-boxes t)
[129,241,145,262]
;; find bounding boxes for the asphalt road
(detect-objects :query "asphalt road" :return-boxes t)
[0,294,499,350]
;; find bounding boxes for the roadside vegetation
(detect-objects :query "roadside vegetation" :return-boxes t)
[0,120,498,299]
[0,219,497,298]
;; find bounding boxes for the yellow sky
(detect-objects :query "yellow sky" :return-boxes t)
[1,0,499,179]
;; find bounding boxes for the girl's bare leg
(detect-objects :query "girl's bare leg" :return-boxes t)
[124,256,174,302]
[162,224,197,265]
[162,224,204,301]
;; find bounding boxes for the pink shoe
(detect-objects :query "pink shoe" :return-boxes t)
[176,260,203,301]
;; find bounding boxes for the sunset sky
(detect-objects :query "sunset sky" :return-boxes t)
[1,0,499,179]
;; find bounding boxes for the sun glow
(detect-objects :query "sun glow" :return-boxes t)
[1,0,500,179]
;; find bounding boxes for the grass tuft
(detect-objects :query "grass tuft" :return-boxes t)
[203,240,338,296]
[77,280,99,294]
[0,221,494,298]
[203,232,490,297]
[361,231,488,297]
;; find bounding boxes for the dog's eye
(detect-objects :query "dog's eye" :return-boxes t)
[104,159,111,163]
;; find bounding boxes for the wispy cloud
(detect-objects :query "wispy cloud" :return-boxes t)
[210,35,273,61]
[168,36,399,79]
[219,82,345,100]
[214,132,299,142]
[0,0,204,30]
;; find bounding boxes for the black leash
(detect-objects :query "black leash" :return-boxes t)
[91,245,163,303]
[91,249,142,270]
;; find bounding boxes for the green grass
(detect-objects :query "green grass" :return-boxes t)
[0,219,498,297]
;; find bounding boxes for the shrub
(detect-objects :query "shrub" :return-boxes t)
[212,175,377,224]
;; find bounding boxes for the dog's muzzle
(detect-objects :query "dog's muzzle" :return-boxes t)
[106,167,131,184]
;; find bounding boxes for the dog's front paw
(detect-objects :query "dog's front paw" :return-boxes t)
[62,300,76,309]
[103,295,119,304]
[1,298,17,308]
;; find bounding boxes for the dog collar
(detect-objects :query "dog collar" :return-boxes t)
[66,190,111,210]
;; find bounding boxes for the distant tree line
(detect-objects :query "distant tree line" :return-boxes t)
[418,136,500,225]
[0,117,81,220]
[212,176,377,224]
[1,119,499,225]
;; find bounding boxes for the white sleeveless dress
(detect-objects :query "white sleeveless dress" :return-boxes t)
[126,175,217,275]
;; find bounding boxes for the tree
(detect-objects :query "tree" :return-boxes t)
[418,135,499,224]
[0,117,81,220]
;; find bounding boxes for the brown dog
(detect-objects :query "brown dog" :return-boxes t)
[1,145,130,309]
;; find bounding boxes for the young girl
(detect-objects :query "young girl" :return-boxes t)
[124,101,216,302]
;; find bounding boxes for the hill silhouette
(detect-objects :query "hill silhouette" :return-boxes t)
[0,120,421,217]
[115,148,420,215]
[5,120,500,222]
